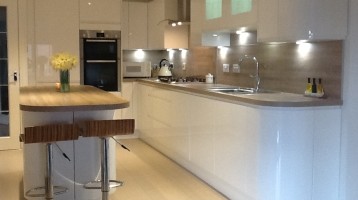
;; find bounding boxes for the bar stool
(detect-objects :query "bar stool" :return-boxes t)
[21,123,79,199]
[80,119,135,200]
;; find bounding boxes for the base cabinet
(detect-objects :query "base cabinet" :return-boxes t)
[136,83,341,200]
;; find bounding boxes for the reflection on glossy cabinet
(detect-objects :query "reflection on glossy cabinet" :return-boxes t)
[257,0,348,42]
[27,0,80,84]
[121,0,148,49]
[79,0,121,30]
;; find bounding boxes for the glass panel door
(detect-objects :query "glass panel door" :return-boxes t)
[0,0,20,150]
[0,6,9,138]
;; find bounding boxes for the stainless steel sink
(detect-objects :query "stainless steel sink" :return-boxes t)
[207,87,255,94]
[207,87,276,95]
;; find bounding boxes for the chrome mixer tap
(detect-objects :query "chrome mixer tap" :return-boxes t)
[239,55,260,92]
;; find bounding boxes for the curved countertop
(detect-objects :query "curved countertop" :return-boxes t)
[137,79,342,107]
[20,85,129,112]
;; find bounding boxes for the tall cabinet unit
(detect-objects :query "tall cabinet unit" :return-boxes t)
[121,0,148,49]
[257,0,348,42]
[79,0,121,30]
[27,0,80,85]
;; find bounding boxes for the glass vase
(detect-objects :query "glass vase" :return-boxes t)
[59,70,70,92]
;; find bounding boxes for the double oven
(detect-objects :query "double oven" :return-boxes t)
[80,30,120,91]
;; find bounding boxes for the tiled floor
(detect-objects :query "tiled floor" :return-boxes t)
[0,139,227,200]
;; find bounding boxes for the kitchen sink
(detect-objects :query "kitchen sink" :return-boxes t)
[207,87,276,95]
[207,87,255,94]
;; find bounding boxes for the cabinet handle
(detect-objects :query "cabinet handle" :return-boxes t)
[86,60,117,63]
[85,39,116,43]
[13,71,18,82]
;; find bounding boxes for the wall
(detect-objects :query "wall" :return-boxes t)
[123,47,216,79]
[123,38,342,100]
[216,34,343,99]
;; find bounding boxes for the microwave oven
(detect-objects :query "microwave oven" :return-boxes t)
[123,61,151,78]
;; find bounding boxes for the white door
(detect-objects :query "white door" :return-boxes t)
[0,0,20,150]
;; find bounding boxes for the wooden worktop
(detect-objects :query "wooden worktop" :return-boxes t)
[20,85,129,112]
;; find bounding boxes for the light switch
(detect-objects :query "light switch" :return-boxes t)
[223,64,230,72]
[233,64,240,73]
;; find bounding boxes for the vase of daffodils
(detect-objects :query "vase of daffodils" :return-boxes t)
[50,52,77,92]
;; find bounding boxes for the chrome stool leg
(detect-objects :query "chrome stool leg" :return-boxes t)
[26,143,68,199]
[84,138,124,200]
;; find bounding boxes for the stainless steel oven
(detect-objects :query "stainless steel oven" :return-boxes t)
[80,30,121,91]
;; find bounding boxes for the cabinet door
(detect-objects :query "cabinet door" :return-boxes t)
[28,0,80,84]
[79,0,121,30]
[122,0,148,49]
[121,82,133,119]
[258,0,348,42]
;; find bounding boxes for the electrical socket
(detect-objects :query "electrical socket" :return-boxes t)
[223,64,230,72]
[233,64,240,73]
[182,63,186,70]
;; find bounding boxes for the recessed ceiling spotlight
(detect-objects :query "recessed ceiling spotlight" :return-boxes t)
[88,2,92,6]
[213,34,218,37]
[177,21,182,26]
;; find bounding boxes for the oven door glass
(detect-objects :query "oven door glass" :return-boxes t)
[84,39,117,60]
[84,61,118,91]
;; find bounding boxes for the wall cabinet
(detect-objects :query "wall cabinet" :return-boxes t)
[257,0,348,42]
[79,0,121,30]
[136,82,341,200]
[191,0,257,46]
[121,0,148,49]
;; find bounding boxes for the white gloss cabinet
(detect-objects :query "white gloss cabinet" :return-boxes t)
[27,0,80,85]
[136,83,341,200]
[79,0,121,30]
[121,0,148,49]
[257,0,348,42]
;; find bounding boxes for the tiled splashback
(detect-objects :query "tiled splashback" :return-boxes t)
[216,39,343,100]
[123,38,342,100]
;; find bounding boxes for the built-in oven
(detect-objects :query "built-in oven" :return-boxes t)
[80,30,121,91]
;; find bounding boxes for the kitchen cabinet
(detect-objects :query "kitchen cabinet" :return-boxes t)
[136,82,341,200]
[121,0,148,49]
[121,81,137,124]
[191,0,257,46]
[147,0,189,49]
[79,0,121,30]
[27,0,80,84]
[257,0,348,42]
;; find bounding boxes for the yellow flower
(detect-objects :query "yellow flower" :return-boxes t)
[50,52,78,71]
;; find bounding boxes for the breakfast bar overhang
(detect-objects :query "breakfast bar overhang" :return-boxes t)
[20,85,129,200]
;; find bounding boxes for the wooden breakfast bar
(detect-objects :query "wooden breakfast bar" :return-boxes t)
[20,85,129,200]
